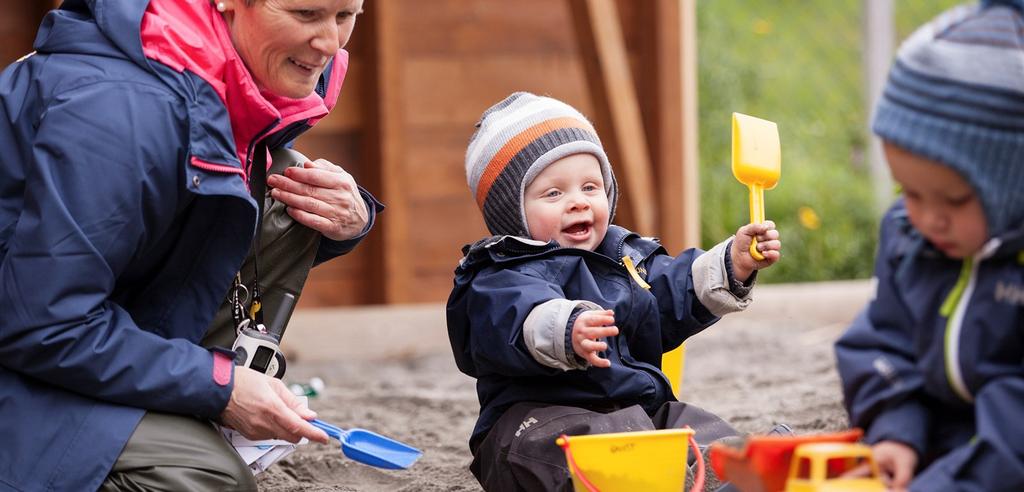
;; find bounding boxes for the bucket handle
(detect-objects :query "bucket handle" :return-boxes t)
[557,435,601,492]
[687,426,705,492]
[556,426,706,492]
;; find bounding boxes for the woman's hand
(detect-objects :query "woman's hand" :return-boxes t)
[571,309,619,368]
[267,159,369,241]
[730,220,781,282]
[873,440,918,492]
[220,367,330,444]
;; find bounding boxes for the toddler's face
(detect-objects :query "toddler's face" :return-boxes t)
[885,143,988,258]
[523,153,609,251]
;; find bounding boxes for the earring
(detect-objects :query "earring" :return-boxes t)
[216,2,227,12]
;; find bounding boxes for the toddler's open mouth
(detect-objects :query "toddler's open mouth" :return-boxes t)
[563,221,592,238]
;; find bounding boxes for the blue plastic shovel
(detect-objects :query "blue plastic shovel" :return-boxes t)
[310,419,423,470]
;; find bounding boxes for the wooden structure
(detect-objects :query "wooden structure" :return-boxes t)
[0,0,699,307]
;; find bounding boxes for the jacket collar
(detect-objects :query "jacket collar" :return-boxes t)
[458,225,665,272]
[596,225,665,265]
[137,0,347,167]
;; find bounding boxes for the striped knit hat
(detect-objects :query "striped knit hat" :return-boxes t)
[873,0,1024,236]
[465,92,618,237]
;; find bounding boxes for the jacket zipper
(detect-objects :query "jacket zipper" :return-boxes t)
[494,238,673,399]
[243,122,278,188]
[938,238,1001,403]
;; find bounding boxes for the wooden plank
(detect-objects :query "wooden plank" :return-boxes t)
[0,1,49,67]
[396,0,577,56]
[301,248,375,306]
[678,0,701,249]
[403,127,474,200]
[568,0,657,236]
[407,195,487,262]
[406,270,462,303]
[636,0,700,252]
[403,55,589,127]
[362,1,414,303]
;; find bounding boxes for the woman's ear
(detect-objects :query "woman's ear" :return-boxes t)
[214,1,236,13]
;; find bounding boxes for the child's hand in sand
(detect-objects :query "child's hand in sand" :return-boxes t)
[730,220,781,281]
[571,309,618,368]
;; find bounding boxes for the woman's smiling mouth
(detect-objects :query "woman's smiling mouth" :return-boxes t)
[288,57,319,73]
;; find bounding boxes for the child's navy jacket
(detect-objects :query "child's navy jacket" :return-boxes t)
[447,225,721,448]
[836,201,1024,492]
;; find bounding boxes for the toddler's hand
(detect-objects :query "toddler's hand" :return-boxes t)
[730,220,781,282]
[571,309,618,368]
[872,440,917,492]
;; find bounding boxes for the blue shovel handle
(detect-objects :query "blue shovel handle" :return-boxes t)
[309,418,423,470]
[310,418,343,440]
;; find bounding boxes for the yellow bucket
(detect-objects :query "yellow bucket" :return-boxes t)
[556,428,699,492]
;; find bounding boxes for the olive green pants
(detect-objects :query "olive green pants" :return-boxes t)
[100,412,258,492]
[101,149,319,491]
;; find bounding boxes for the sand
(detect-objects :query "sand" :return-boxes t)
[255,280,874,491]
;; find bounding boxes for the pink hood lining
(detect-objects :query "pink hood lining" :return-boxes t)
[139,0,348,178]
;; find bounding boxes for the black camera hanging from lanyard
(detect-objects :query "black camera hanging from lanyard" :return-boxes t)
[229,141,294,378]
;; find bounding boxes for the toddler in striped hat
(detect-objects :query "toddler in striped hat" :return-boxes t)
[835,2,1024,491]
[464,91,780,261]
[449,92,782,492]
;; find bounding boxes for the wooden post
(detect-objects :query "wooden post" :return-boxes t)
[641,0,700,252]
[363,1,413,303]
[864,0,894,216]
[678,0,700,249]
[568,0,657,236]
[632,0,699,396]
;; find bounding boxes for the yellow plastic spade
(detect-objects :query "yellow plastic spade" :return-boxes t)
[731,113,781,260]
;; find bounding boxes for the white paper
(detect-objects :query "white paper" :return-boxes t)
[217,396,310,475]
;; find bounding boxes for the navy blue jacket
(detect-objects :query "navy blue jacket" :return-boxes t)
[0,1,378,490]
[447,226,720,448]
[835,202,1024,492]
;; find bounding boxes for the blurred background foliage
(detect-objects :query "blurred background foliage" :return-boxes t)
[696,0,963,283]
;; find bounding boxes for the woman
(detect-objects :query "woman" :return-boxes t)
[0,0,375,489]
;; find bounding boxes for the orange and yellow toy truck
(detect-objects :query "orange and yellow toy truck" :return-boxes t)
[710,429,885,492]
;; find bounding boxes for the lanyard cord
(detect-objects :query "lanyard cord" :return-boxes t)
[249,141,268,326]
[231,140,268,331]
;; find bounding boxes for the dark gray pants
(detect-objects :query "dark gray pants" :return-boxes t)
[101,149,319,491]
[470,401,738,492]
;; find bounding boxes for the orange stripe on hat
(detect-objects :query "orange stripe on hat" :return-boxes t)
[475,117,595,209]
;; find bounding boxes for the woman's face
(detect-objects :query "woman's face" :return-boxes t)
[224,0,364,98]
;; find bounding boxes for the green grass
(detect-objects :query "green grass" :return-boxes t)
[697,1,963,283]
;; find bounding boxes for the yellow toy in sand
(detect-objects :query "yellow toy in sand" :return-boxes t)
[711,429,886,492]
[784,442,885,492]
[556,427,703,492]
[731,112,781,260]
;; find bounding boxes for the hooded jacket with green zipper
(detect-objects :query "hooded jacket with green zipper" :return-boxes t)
[0,1,380,490]
[835,201,1024,492]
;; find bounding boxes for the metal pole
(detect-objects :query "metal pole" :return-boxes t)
[864,0,895,216]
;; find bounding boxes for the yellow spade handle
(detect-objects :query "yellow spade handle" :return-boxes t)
[748,184,766,261]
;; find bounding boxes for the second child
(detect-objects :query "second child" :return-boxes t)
[835,1,1024,490]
